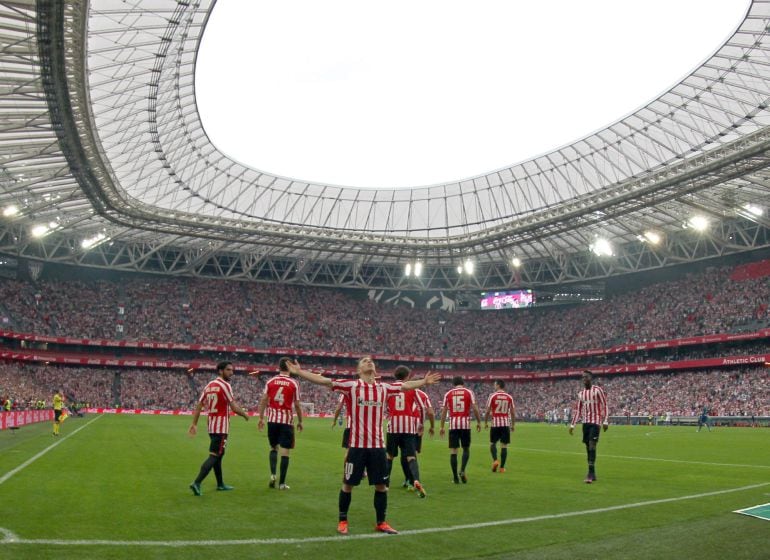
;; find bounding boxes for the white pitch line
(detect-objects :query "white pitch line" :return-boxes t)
[1,481,767,547]
[516,446,770,470]
[0,415,103,487]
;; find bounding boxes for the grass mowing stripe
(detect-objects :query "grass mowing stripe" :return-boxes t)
[0,415,103,486]
[2,481,767,547]
[516,446,770,469]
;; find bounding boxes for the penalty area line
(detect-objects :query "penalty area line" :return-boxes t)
[0,414,104,487]
[1,481,768,547]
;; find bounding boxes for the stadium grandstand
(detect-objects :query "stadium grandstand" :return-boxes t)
[1,2,770,558]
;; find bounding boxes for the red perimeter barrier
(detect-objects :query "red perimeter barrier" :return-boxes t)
[0,409,53,430]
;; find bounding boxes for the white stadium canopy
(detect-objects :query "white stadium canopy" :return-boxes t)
[0,0,769,290]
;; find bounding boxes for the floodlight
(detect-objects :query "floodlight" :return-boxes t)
[405,263,412,276]
[511,257,521,268]
[31,224,49,238]
[643,231,661,245]
[742,203,764,217]
[3,205,18,217]
[414,262,422,276]
[464,259,474,274]
[590,238,613,256]
[688,216,709,231]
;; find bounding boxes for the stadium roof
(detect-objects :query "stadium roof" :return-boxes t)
[0,0,769,290]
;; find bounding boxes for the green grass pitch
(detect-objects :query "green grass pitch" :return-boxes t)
[1,415,768,560]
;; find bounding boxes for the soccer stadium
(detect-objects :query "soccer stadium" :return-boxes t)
[1,1,770,559]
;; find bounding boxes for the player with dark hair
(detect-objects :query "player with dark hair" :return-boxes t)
[188,361,249,495]
[385,365,434,498]
[52,389,64,436]
[484,379,515,473]
[287,357,440,535]
[257,357,303,490]
[569,370,609,483]
[697,405,711,432]
[440,376,481,484]
[332,392,351,450]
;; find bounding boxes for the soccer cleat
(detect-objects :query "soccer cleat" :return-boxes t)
[402,480,409,488]
[413,481,427,498]
[459,472,468,484]
[189,482,202,496]
[499,467,506,473]
[590,474,597,482]
[269,475,276,489]
[452,477,460,484]
[278,484,290,490]
[584,476,593,484]
[216,484,234,491]
[337,520,349,535]
[492,460,500,472]
[375,521,399,534]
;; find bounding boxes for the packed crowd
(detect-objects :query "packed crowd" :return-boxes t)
[2,362,768,418]
[1,262,769,357]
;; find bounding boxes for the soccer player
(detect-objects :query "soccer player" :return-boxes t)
[697,405,711,432]
[385,365,433,498]
[257,357,303,490]
[331,392,351,451]
[52,389,64,436]
[401,385,435,490]
[188,361,249,496]
[568,370,609,483]
[286,357,440,535]
[439,376,481,484]
[484,380,515,473]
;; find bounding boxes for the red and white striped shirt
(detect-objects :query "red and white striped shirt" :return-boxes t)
[263,374,301,425]
[198,377,234,434]
[387,383,422,434]
[486,391,515,427]
[442,386,477,430]
[332,378,401,448]
[338,393,351,429]
[571,385,609,426]
[415,389,432,429]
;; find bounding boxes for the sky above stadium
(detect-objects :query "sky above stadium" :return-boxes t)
[196,0,750,189]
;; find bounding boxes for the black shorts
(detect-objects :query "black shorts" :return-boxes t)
[54,410,62,422]
[386,432,417,458]
[267,422,295,449]
[341,428,350,449]
[344,447,388,486]
[448,429,471,449]
[490,426,511,445]
[208,433,228,456]
[582,423,601,445]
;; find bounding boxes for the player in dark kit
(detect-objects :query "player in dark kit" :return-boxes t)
[568,370,609,483]
[287,357,440,535]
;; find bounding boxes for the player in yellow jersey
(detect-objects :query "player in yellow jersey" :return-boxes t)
[52,389,64,436]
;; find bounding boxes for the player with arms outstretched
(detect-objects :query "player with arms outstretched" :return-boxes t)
[287,357,440,535]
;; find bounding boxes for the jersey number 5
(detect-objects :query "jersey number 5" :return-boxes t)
[452,394,466,413]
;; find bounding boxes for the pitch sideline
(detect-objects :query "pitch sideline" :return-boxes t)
[0,414,103,486]
[1,481,767,547]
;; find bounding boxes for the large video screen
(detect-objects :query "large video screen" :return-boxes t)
[480,289,534,310]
